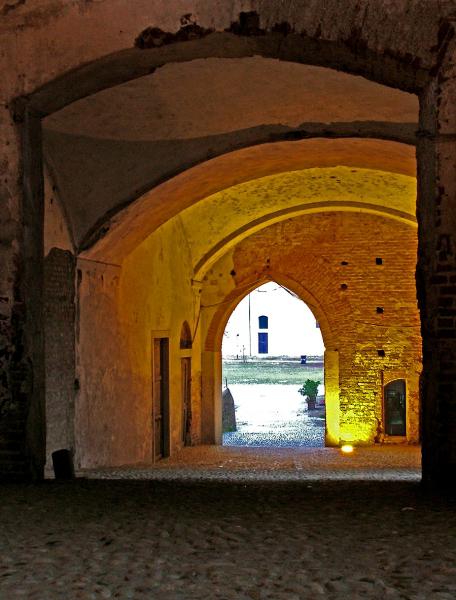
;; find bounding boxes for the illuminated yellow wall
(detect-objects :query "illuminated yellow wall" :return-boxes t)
[119,217,203,456]
[75,217,202,468]
[201,212,421,446]
[74,166,420,467]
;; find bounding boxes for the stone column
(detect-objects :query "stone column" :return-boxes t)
[324,349,340,446]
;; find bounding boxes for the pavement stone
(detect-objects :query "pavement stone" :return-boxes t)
[1,450,456,600]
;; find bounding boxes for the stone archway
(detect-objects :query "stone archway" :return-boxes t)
[202,272,337,446]
[200,210,421,449]
[3,3,456,482]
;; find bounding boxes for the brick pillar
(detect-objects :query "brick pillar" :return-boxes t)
[44,249,76,472]
[419,26,456,485]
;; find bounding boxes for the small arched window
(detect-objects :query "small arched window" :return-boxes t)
[258,315,268,329]
[180,321,192,350]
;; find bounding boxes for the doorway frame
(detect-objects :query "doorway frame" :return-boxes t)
[203,274,337,446]
[151,331,170,462]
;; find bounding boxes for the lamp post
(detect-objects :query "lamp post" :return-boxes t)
[248,293,252,357]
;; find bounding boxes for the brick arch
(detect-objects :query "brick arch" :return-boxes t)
[201,210,421,447]
[202,267,345,447]
[83,140,416,263]
[204,271,337,354]
[194,200,417,281]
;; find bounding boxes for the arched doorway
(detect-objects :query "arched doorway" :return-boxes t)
[221,281,326,448]
[203,268,343,449]
[202,208,421,451]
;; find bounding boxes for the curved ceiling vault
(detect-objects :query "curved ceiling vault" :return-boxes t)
[165,166,417,280]
[45,58,418,141]
[117,164,417,288]
[79,138,416,263]
[43,57,418,258]
[185,166,417,278]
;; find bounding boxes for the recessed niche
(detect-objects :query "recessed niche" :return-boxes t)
[340,283,348,290]
[376,257,383,265]
[376,307,384,314]
[377,349,385,357]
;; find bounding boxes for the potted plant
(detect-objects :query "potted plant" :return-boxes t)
[298,379,320,411]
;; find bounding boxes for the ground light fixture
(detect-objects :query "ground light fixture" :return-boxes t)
[340,444,354,454]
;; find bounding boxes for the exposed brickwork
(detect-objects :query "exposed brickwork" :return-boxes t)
[44,248,75,472]
[203,212,421,444]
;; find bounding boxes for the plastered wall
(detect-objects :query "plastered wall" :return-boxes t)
[75,218,201,469]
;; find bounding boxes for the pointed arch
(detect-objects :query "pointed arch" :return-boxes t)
[205,272,334,354]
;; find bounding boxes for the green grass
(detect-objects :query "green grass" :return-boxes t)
[222,358,323,386]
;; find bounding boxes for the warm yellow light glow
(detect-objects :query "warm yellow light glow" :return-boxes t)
[324,349,340,446]
[183,167,417,277]
[341,444,354,454]
[339,420,374,445]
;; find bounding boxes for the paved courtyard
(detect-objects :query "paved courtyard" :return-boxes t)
[2,446,456,600]
[223,384,325,448]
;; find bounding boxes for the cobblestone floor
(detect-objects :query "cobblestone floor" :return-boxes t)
[223,413,325,448]
[83,445,422,482]
[3,447,455,600]
[2,473,456,598]
[222,383,325,448]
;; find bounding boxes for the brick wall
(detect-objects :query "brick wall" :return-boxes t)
[44,249,76,473]
[204,211,421,444]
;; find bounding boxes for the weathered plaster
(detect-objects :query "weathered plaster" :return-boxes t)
[43,167,73,255]
[40,56,418,248]
[82,139,417,263]
[44,58,418,141]
[75,218,201,468]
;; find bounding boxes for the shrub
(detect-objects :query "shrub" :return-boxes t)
[298,379,320,410]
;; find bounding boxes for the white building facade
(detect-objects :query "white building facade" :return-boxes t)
[222,282,325,358]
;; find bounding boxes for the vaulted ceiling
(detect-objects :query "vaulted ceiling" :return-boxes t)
[43,56,418,257]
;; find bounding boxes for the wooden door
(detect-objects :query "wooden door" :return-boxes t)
[152,338,169,461]
[181,357,192,445]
